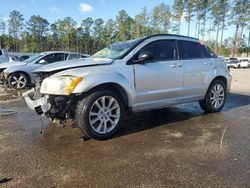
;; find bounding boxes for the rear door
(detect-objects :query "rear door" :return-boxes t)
[177,40,214,98]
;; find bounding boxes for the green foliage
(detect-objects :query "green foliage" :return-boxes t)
[172,0,184,34]
[0,2,249,56]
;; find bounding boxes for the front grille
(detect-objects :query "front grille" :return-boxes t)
[34,106,43,115]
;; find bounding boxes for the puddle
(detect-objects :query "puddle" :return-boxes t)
[0,107,17,116]
[0,87,28,102]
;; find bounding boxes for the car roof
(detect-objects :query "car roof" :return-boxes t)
[39,51,79,55]
[144,34,199,41]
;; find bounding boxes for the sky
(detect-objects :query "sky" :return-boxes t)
[0,0,247,41]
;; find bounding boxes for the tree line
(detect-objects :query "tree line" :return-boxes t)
[0,0,249,56]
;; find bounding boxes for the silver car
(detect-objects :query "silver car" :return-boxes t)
[23,34,232,140]
[0,51,84,89]
[0,49,9,63]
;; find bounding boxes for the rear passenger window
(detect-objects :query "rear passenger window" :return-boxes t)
[68,54,81,60]
[178,40,203,59]
[54,53,64,62]
[200,45,211,58]
[139,40,177,61]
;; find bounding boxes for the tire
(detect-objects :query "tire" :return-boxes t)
[8,73,29,90]
[199,79,227,113]
[75,90,125,140]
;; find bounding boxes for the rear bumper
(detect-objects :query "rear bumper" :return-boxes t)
[227,73,232,92]
[22,88,51,115]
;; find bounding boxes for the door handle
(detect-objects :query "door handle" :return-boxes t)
[204,62,213,65]
[171,64,182,68]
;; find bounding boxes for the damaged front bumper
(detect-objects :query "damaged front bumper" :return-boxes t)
[22,88,51,115]
[23,88,77,121]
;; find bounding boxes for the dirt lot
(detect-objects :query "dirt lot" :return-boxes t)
[0,69,250,188]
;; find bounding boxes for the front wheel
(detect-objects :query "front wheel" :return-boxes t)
[199,80,227,113]
[75,90,125,140]
[8,73,29,90]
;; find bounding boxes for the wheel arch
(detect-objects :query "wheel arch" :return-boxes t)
[205,75,227,95]
[79,82,130,112]
[7,71,31,84]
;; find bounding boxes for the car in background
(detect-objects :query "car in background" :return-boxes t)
[226,57,239,69]
[227,57,249,69]
[19,55,31,61]
[238,59,249,68]
[0,49,9,63]
[223,58,230,64]
[0,51,84,89]
[9,54,33,62]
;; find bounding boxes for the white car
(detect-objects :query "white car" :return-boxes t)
[226,58,248,69]
[238,59,249,68]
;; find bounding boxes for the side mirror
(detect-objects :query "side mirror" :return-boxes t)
[38,59,46,64]
[133,52,152,64]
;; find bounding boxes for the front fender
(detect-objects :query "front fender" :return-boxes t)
[73,72,135,106]
[4,66,36,83]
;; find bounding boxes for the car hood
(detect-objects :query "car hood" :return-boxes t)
[33,58,113,73]
[0,61,27,69]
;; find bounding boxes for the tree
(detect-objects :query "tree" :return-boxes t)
[8,10,24,52]
[184,0,195,36]
[172,0,184,34]
[0,18,6,48]
[211,0,222,53]
[151,3,172,34]
[81,17,94,53]
[231,0,250,56]
[194,0,209,39]
[26,15,49,52]
[92,18,105,52]
[56,17,77,51]
[133,7,150,37]
[116,10,133,41]
[104,19,116,45]
[219,0,230,54]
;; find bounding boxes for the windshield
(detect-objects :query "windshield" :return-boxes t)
[24,54,43,63]
[92,38,144,60]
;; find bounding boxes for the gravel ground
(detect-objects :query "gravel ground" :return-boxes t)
[0,69,249,188]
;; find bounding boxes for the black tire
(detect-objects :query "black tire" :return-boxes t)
[199,79,227,113]
[75,90,125,140]
[8,73,29,90]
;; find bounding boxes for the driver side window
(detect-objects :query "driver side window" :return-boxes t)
[41,54,55,64]
[136,40,178,62]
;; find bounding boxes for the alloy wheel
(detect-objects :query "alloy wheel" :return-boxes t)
[9,74,27,89]
[89,96,121,135]
[210,84,225,109]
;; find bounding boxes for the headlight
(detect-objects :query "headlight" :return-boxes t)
[40,76,83,95]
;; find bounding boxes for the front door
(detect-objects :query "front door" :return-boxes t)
[133,40,184,110]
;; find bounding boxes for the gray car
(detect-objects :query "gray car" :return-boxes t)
[23,34,232,140]
[0,51,84,89]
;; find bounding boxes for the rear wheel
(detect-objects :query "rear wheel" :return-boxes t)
[199,79,227,113]
[8,73,29,90]
[75,90,125,140]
